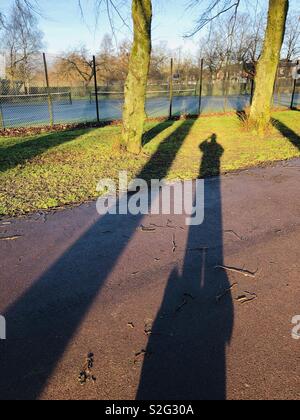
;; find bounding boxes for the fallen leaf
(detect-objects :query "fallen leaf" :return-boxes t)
[144,319,153,336]
[78,353,96,385]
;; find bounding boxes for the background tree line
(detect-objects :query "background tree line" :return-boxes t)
[39,11,300,92]
[0,0,299,150]
[1,1,299,94]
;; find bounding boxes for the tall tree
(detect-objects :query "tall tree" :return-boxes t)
[1,0,43,91]
[79,0,152,153]
[249,0,289,132]
[121,0,152,154]
[189,0,291,132]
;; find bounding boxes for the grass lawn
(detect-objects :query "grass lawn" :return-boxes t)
[0,110,299,217]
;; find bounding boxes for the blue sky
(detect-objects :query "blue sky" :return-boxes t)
[1,0,298,55]
[1,0,201,54]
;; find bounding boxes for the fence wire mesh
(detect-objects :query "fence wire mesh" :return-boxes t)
[0,51,299,130]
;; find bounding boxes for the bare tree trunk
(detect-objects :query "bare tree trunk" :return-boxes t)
[121,0,152,154]
[249,0,289,133]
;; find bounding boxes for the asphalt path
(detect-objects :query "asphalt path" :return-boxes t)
[0,159,300,400]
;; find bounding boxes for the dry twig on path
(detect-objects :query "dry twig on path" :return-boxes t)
[216,283,238,303]
[0,235,22,241]
[215,265,258,278]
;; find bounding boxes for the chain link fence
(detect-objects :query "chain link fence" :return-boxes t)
[0,51,299,130]
[274,61,299,108]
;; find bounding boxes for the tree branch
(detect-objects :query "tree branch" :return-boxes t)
[186,0,241,37]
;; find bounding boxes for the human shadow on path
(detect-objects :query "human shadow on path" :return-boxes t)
[136,134,234,400]
[0,119,196,400]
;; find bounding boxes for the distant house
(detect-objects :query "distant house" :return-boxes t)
[276,60,300,90]
[278,60,295,78]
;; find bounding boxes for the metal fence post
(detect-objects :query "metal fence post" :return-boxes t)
[223,64,230,112]
[250,78,255,105]
[93,55,100,123]
[43,53,54,127]
[271,64,280,109]
[275,65,281,107]
[169,58,174,120]
[198,58,204,115]
[291,60,299,110]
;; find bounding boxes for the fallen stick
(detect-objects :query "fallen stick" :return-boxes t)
[176,299,187,312]
[172,234,177,253]
[134,349,152,364]
[139,225,156,232]
[149,223,165,228]
[215,265,258,278]
[216,283,238,303]
[0,235,22,241]
[224,230,243,241]
[236,291,257,305]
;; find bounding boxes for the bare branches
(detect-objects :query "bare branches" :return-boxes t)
[78,0,131,43]
[186,0,241,37]
[1,0,44,89]
[109,0,132,32]
[198,10,264,77]
[0,13,5,28]
[283,14,300,61]
[20,0,43,16]
[59,49,95,85]
[52,38,131,88]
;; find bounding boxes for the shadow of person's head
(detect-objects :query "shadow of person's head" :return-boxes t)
[199,133,224,178]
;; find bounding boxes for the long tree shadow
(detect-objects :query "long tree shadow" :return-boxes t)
[0,130,91,173]
[142,120,175,146]
[0,119,196,399]
[0,122,177,174]
[272,118,300,150]
[136,134,234,400]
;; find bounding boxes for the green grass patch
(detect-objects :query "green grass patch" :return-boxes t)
[0,110,299,217]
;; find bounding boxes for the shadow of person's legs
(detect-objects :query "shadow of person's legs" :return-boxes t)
[136,134,234,400]
[0,119,197,400]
